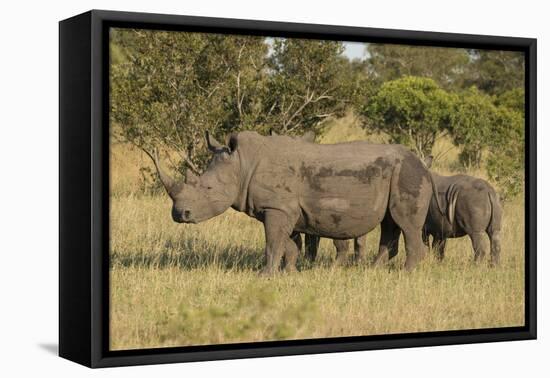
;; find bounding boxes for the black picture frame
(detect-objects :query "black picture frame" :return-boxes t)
[59,9,537,368]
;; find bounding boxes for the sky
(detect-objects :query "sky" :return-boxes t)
[265,38,369,61]
[343,42,368,60]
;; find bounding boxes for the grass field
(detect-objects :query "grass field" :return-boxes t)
[109,119,525,351]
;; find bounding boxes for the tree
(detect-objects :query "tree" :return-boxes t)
[366,44,470,90]
[463,50,525,95]
[485,107,524,200]
[495,87,525,114]
[447,86,524,198]
[110,28,268,176]
[448,87,497,168]
[363,76,453,158]
[333,58,377,113]
[262,39,364,135]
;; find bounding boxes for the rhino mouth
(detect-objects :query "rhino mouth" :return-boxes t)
[172,208,195,224]
[173,217,197,224]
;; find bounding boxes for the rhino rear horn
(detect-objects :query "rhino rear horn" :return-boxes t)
[301,131,316,143]
[424,155,434,169]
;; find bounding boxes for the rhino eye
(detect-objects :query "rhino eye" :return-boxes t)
[206,186,213,190]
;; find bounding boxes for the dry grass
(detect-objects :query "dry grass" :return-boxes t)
[109,118,525,350]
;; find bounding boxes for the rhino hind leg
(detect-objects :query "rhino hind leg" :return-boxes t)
[387,159,432,271]
[488,230,501,266]
[469,232,488,263]
[401,230,427,271]
[432,236,447,261]
[372,214,401,267]
[487,192,502,266]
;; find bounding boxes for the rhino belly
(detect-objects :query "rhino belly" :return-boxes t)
[297,191,388,239]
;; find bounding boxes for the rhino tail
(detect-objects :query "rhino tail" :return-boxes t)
[445,183,459,226]
[427,172,446,219]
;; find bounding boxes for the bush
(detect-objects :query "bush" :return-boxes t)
[485,107,524,200]
[449,87,497,168]
[363,76,453,158]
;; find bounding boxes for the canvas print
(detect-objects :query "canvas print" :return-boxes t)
[109,27,525,351]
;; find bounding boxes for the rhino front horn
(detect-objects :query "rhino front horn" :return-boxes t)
[145,149,175,196]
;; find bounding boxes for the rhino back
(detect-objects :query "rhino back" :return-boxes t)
[239,133,407,238]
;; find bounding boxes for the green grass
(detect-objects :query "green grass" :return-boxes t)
[109,118,525,351]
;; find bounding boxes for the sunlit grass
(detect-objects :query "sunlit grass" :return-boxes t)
[110,195,524,351]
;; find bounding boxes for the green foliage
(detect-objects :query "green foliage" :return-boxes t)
[111,28,268,174]
[366,44,470,90]
[160,284,318,345]
[111,31,366,177]
[463,50,525,95]
[485,107,525,200]
[447,87,524,197]
[448,87,497,168]
[263,39,369,135]
[495,87,525,114]
[363,76,453,158]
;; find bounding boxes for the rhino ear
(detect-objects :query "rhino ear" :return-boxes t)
[424,155,434,169]
[301,130,316,143]
[185,169,199,185]
[206,131,226,153]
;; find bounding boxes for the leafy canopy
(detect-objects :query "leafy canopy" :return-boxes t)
[364,76,453,158]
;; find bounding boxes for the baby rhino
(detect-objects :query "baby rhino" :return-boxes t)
[423,157,502,265]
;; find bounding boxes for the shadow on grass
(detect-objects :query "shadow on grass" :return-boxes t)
[111,239,394,272]
[111,243,264,271]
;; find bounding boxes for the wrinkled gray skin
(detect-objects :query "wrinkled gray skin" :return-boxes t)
[270,131,363,265]
[421,157,502,265]
[274,130,368,265]
[149,131,436,274]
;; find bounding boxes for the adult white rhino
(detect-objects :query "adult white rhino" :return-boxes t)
[149,131,440,274]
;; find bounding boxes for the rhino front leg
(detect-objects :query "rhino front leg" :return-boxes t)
[333,239,350,265]
[261,210,297,275]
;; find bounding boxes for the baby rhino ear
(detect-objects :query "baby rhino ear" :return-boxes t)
[301,130,316,143]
